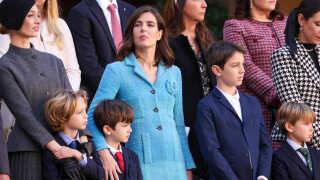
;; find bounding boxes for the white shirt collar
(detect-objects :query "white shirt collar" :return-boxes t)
[286,137,307,151]
[96,0,118,10]
[216,87,240,100]
[109,144,122,156]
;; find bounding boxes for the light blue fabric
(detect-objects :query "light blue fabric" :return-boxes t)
[87,53,195,179]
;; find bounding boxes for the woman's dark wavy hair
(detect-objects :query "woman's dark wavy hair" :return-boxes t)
[234,0,284,20]
[164,0,214,50]
[115,5,174,68]
[285,0,320,54]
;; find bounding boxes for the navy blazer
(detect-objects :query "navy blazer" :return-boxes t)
[271,141,320,180]
[42,133,105,180]
[110,145,142,180]
[195,87,272,180]
[68,0,135,92]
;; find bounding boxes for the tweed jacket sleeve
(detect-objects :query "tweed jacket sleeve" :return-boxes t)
[87,64,122,151]
[174,67,196,170]
[223,19,280,106]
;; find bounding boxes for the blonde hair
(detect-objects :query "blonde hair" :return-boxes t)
[277,102,316,135]
[45,90,87,132]
[43,0,64,50]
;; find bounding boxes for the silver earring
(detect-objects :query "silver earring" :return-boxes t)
[250,0,253,8]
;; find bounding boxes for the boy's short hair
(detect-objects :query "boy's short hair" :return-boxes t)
[45,90,87,132]
[93,100,134,133]
[206,41,246,70]
[277,102,316,135]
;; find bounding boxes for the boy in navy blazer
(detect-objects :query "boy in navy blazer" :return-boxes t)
[271,102,320,180]
[195,41,272,180]
[42,90,105,180]
[93,99,142,180]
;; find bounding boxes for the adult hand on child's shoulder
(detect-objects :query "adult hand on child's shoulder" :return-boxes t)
[0,174,10,180]
[98,148,121,180]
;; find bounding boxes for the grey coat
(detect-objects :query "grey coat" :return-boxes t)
[0,44,72,152]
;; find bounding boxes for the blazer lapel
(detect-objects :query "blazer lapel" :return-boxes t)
[117,0,130,35]
[295,40,320,88]
[125,53,153,87]
[282,141,313,177]
[239,92,247,123]
[54,133,69,147]
[88,0,116,53]
[122,146,130,176]
[154,62,167,88]
[309,146,319,179]
[213,87,242,122]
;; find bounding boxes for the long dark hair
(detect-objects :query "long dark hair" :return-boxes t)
[285,0,320,54]
[234,0,284,20]
[164,0,214,50]
[115,5,174,68]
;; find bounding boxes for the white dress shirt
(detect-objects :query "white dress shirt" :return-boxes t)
[217,87,242,121]
[286,138,308,165]
[109,143,123,156]
[96,0,122,38]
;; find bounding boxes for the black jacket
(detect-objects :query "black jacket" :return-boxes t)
[68,0,136,92]
[169,34,216,176]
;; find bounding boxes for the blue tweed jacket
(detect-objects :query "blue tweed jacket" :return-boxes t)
[87,53,195,179]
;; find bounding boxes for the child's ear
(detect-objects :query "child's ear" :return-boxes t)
[285,122,294,133]
[211,65,222,77]
[103,125,112,135]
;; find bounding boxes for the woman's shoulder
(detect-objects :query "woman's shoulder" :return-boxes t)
[167,65,181,76]
[35,49,64,66]
[57,18,68,28]
[272,46,291,56]
[224,18,249,28]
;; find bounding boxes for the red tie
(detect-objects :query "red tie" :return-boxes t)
[107,4,123,52]
[115,152,125,173]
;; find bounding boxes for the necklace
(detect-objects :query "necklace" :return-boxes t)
[306,48,314,52]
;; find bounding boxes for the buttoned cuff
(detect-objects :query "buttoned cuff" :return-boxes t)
[78,154,88,168]
[257,175,268,180]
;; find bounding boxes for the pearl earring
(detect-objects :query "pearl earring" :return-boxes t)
[300,26,303,31]
[250,0,253,8]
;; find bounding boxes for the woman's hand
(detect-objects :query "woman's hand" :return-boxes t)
[54,146,82,161]
[187,170,192,180]
[98,149,121,180]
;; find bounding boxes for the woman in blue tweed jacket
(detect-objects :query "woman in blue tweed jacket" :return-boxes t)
[86,6,195,180]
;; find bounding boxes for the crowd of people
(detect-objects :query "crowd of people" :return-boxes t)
[1,0,320,179]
